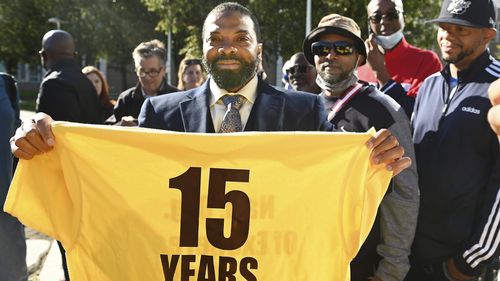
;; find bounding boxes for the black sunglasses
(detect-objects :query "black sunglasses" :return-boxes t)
[311,41,356,57]
[286,65,312,75]
[184,59,202,66]
[368,10,402,24]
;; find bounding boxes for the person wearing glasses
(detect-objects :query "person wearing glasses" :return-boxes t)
[357,0,441,118]
[114,39,178,126]
[303,13,419,281]
[177,58,205,90]
[285,52,321,94]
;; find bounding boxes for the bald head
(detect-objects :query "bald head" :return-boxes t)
[40,30,76,69]
[290,53,308,64]
[41,30,75,54]
[368,0,403,12]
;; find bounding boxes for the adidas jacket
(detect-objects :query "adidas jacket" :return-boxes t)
[411,50,500,276]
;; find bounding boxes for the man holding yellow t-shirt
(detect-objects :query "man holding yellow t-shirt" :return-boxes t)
[9,3,411,281]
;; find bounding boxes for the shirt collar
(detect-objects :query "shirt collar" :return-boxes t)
[209,74,258,106]
[141,80,165,98]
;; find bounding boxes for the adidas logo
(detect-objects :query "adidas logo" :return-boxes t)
[462,106,480,115]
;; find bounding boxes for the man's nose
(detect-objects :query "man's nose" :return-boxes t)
[325,50,338,60]
[218,42,237,55]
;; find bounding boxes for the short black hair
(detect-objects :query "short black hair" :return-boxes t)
[203,2,261,42]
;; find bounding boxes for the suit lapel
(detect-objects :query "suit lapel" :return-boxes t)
[245,80,285,131]
[179,82,215,133]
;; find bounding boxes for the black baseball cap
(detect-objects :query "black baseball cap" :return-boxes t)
[427,0,497,28]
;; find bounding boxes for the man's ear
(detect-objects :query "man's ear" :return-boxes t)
[257,43,263,60]
[484,28,497,43]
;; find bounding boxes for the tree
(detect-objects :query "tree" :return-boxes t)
[142,0,441,82]
[0,0,53,73]
[0,0,163,86]
[0,0,441,83]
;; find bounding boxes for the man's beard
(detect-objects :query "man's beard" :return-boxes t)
[443,48,475,65]
[318,62,349,84]
[203,55,258,91]
[316,62,358,95]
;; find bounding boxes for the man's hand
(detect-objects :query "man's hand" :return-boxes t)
[369,276,383,281]
[10,112,55,159]
[366,128,411,177]
[488,78,500,141]
[446,258,475,281]
[365,34,391,86]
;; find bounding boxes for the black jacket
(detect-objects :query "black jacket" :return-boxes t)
[113,80,178,121]
[412,51,500,276]
[36,59,101,124]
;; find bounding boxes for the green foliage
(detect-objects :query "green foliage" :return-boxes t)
[0,0,442,77]
[0,0,163,75]
[400,0,441,50]
[142,0,441,64]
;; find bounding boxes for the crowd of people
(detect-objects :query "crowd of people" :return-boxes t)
[1,0,500,280]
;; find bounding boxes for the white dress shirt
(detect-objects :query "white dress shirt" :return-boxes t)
[209,75,258,132]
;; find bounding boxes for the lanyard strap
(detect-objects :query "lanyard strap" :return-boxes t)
[328,82,364,120]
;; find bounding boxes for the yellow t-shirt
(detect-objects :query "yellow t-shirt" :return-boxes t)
[5,122,391,281]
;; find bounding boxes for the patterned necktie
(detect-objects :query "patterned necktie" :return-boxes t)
[218,94,246,133]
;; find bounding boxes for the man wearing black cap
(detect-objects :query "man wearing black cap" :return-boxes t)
[409,0,500,280]
[303,13,419,281]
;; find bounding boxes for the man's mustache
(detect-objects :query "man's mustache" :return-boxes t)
[212,55,244,64]
[320,61,342,70]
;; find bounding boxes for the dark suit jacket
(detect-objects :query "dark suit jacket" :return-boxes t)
[114,80,178,121]
[36,59,101,124]
[138,78,333,132]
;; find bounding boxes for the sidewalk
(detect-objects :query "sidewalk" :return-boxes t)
[26,228,63,281]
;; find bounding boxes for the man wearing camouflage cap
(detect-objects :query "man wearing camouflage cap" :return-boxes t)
[408,0,500,280]
[303,13,419,281]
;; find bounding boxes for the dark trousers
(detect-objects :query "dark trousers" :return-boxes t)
[405,261,452,281]
[350,213,382,281]
[405,259,499,281]
[57,241,70,280]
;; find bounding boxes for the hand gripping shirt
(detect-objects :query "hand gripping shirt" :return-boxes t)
[5,122,391,281]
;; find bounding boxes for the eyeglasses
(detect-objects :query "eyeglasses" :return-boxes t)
[311,41,356,57]
[184,59,202,66]
[368,10,402,24]
[286,65,312,75]
[137,67,163,78]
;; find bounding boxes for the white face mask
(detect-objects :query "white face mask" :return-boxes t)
[375,30,404,50]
